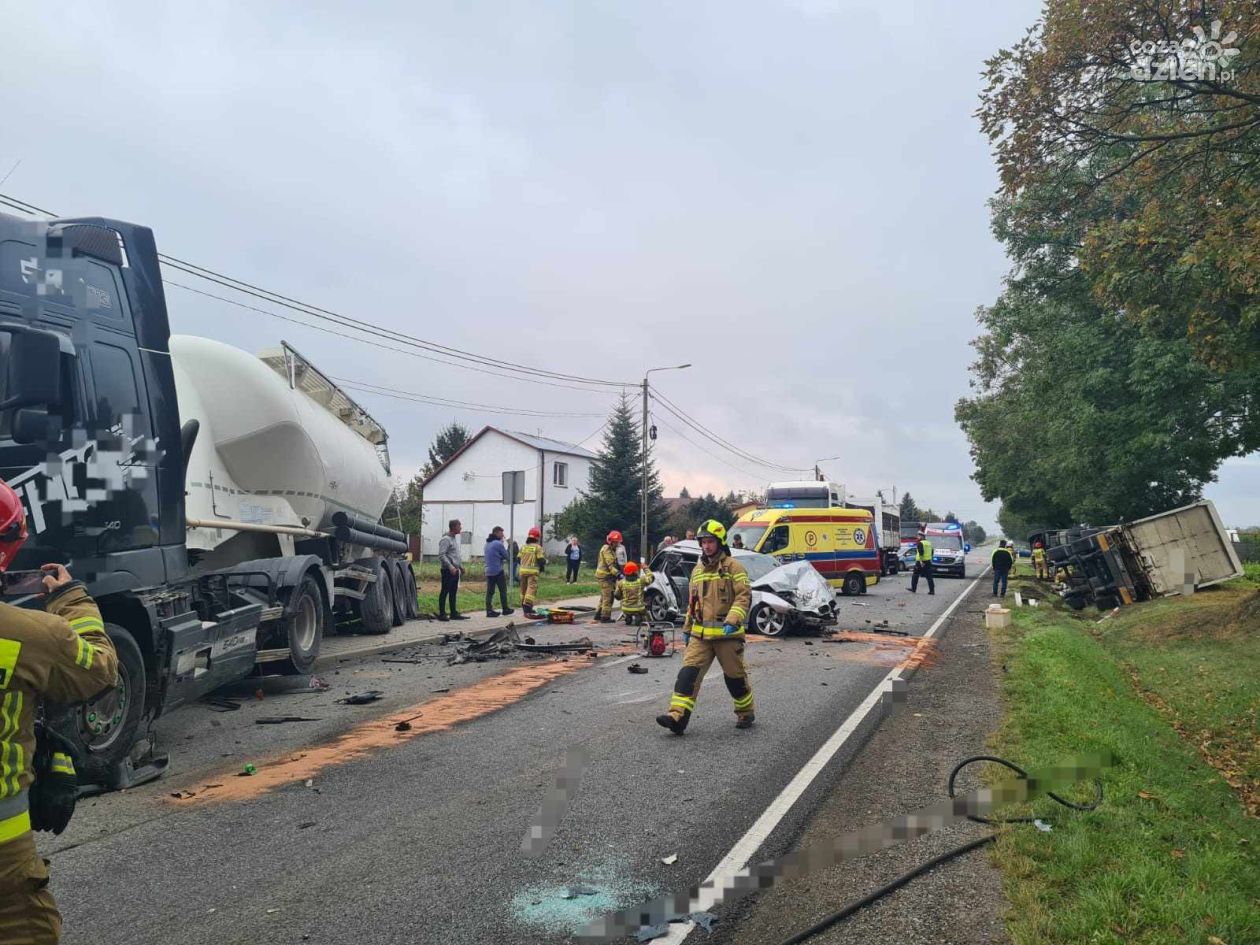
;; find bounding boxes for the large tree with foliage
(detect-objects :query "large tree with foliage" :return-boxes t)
[899,492,920,523]
[961,2,1259,525]
[421,421,471,479]
[551,395,667,561]
[391,473,425,537]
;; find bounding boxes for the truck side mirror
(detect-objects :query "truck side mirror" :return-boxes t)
[11,407,53,445]
[0,328,63,411]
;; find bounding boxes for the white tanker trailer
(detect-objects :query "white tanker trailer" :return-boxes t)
[0,209,417,787]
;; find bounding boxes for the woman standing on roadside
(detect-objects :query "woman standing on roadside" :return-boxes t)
[565,536,582,583]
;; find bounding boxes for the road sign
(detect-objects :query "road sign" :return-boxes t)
[502,470,525,505]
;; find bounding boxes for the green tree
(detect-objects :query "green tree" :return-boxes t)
[421,421,471,479]
[551,395,667,561]
[678,485,691,499]
[899,492,920,523]
[963,520,987,545]
[686,493,734,533]
[391,473,425,536]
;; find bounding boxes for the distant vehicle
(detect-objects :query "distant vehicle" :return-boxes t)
[764,480,845,509]
[847,495,901,575]
[729,507,880,595]
[923,522,970,577]
[899,541,918,570]
[900,522,923,543]
[645,541,835,637]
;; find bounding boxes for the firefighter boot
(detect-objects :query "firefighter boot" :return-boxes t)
[735,713,756,729]
[655,712,688,735]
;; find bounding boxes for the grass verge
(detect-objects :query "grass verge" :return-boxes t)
[412,560,600,615]
[986,573,1260,945]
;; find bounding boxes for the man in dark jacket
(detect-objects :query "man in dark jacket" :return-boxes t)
[484,527,514,617]
[991,540,1015,597]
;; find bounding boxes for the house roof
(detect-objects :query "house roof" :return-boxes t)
[421,425,597,489]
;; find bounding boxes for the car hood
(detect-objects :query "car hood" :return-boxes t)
[751,561,835,614]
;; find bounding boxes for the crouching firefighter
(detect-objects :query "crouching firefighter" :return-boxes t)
[657,520,755,734]
[615,561,652,626]
[0,481,119,944]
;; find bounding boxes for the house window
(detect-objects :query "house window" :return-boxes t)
[553,462,569,487]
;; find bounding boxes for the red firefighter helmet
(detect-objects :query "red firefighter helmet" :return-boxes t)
[607,530,622,544]
[624,561,639,577]
[0,481,29,572]
[527,526,541,539]
[1034,541,1044,548]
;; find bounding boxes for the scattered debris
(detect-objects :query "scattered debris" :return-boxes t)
[395,721,412,732]
[255,716,322,725]
[202,696,241,712]
[1033,819,1053,833]
[804,641,814,646]
[563,884,600,899]
[337,691,384,705]
[850,602,870,607]
[661,853,678,865]
[1096,607,1121,623]
[169,790,196,800]
[220,675,329,696]
[690,911,720,934]
[381,658,428,665]
[637,923,671,942]
[240,763,257,777]
[432,687,451,694]
[298,821,316,829]
[515,637,595,654]
[628,664,649,675]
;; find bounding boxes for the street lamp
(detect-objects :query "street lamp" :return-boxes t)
[812,455,844,482]
[642,363,691,561]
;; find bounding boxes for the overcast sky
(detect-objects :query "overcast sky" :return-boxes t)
[2,1,1255,530]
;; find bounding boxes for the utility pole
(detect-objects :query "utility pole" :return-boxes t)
[642,364,691,561]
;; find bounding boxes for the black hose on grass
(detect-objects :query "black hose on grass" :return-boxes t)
[773,755,1103,945]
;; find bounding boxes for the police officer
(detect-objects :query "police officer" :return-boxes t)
[909,530,935,595]
[594,531,623,623]
[657,520,754,734]
[0,482,118,943]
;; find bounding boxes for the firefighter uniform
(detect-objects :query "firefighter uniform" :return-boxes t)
[518,541,545,611]
[614,567,653,625]
[1,582,118,944]
[594,540,621,621]
[1032,544,1049,580]
[660,548,754,732]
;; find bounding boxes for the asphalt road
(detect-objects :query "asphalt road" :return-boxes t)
[43,551,991,945]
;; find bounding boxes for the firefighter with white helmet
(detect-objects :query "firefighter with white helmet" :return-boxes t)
[656,519,754,734]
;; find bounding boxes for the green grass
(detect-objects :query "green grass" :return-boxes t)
[411,560,600,615]
[987,575,1260,945]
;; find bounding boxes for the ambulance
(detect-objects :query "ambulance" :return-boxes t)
[728,507,881,595]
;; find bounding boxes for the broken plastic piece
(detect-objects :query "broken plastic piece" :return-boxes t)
[628,664,649,675]
[337,691,384,705]
[689,912,719,934]
[661,853,678,865]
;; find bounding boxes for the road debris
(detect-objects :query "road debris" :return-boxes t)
[255,716,322,725]
[220,675,330,696]
[169,790,196,800]
[240,763,257,777]
[202,696,241,712]
[298,821,316,829]
[337,691,384,705]
[690,911,719,934]
[628,664,649,674]
[661,853,678,865]
[563,884,600,899]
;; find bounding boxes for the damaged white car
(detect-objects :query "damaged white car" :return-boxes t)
[645,541,836,637]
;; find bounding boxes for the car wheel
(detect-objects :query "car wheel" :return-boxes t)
[646,591,671,623]
[49,623,147,786]
[750,604,786,637]
[842,572,864,596]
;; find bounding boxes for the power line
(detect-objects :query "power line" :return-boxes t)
[651,413,771,485]
[333,377,605,419]
[0,191,634,390]
[650,390,802,473]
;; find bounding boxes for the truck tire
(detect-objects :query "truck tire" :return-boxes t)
[281,573,326,674]
[356,558,395,635]
[49,623,147,787]
[400,561,419,619]
[842,572,865,596]
[389,560,408,626]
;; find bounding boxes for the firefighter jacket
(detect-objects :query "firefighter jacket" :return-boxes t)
[518,543,546,576]
[1,582,118,848]
[1031,547,1046,564]
[595,544,620,579]
[614,569,653,613]
[684,552,751,638]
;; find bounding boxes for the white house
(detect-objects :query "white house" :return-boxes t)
[419,426,596,558]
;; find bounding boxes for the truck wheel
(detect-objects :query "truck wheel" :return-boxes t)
[389,560,408,626]
[400,562,419,619]
[842,572,864,596]
[281,573,326,674]
[356,559,395,634]
[50,624,147,786]
[750,604,786,637]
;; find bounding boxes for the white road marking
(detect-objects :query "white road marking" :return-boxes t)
[602,654,641,669]
[655,567,990,943]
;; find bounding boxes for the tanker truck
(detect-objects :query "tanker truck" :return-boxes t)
[0,209,414,787]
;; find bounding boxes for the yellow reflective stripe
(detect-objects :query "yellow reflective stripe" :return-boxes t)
[733,692,754,710]
[0,809,31,844]
[0,691,24,798]
[70,616,105,636]
[75,637,95,670]
[50,753,75,777]
[726,607,747,624]
[670,695,695,710]
[0,638,20,691]
[731,573,749,584]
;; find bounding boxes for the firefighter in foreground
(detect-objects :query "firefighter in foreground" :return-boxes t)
[594,530,623,623]
[615,561,652,626]
[517,527,546,616]
[1032,540,1049,580]
[657,520,755,734]
[0,482,119,943]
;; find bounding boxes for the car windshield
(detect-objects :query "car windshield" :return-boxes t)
[737,553,779,582]
[727,524,768,551]
[928,534,963,551]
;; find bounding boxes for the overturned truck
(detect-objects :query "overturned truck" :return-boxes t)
[1032,501,1242,611]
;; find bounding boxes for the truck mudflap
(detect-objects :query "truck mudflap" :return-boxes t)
[159,602,263,713]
